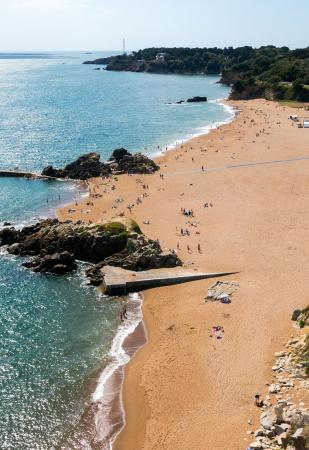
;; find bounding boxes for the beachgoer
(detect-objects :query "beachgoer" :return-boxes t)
[254,394,261,407]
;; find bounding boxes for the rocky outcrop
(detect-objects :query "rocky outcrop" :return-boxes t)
[86,233,181,285]
[83,57,111,65]
[41,150,159,180]
[108,148,159,175]
[0,219,181,277]
[246,310,309,450]
[42,153,111,180]
[187,96,207,103]
[22,251,77,274]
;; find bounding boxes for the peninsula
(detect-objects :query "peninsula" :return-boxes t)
[84,46,309,102]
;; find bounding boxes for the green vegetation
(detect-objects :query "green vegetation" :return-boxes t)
[128,219,142,234]
[99,46,309,102]
[101,222,127,236]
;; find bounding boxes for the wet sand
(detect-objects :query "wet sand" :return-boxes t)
[59,99,309,449]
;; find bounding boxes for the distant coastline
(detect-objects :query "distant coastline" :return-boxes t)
[84,46,309,102]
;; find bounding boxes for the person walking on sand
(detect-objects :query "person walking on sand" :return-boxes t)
[198,243,201,253]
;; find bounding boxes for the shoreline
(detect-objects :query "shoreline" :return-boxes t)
[55,96,235,448]
[58,97,309,449]
[90,292,147,450]
[148,98,236,159]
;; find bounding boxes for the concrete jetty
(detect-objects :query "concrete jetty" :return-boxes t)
[0,170,50,179]
[101,265,238,295]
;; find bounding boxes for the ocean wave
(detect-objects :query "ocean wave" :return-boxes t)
[91,292,144,449]
[92,293,143,402]
[150,98,236,157]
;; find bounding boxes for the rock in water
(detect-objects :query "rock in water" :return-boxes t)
[42,149,159,179]
[0,218,182,277]
[42,152,111,180]
[109,148,131,163]
[187,96,207,103]
[22,251,77,274]
[108,149,159,174]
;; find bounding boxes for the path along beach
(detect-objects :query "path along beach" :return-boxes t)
[59,99,309,450]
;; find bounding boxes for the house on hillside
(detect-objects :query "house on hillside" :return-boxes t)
[155,53,166,62]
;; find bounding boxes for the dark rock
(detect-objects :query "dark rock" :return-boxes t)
[187,96,207,103]
[42,153,111,180]
[0,227,21,246]
[292,309,302,321]
[42,150,159,179]
[2,218,182,278]
[6,220,129,263]
[109,148,131,163]
[83,58,111,65]
[3,222,11,226]
[86,234,182,285]
[22,251,77,274]
[109,152,159,175]
[176,100,185,104]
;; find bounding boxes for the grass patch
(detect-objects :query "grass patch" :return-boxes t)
[128,219,142,234]
[102,222,126,234]
[279,100,309,108]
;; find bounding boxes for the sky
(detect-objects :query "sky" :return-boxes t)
[0,0,308,52]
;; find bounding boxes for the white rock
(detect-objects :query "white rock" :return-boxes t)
[274,404,284,421]
[260,411,276,430]
[249,442,263,449]
[269,384,281,393]
[291,427,304,438]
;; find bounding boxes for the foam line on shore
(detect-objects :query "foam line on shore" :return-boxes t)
[149,98,236,159]
[91,292,146,449]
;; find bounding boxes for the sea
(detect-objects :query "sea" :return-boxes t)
[0,51,233,449]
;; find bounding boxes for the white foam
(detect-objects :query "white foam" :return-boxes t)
[149,97,236,158]
[92,292,143,403]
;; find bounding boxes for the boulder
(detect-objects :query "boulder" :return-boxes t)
[291,309,302,321]
[269,384,281,394]
[22,251,77,274]
[109,150,160,175]
[42,153,111,180]
[2,219,182,277]
[42,150,159,179]
[187,96,207,103]
[0,227,21,245]
[261,410,276,430]
[109,148,131,163]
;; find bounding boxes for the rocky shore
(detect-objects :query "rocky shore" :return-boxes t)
[41,149,159,180]
[246,308,309,450]
[0,218,181,278]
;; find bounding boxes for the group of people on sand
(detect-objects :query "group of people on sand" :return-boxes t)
[181,208,194,217]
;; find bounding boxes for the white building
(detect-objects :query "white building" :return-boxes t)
[155,53,166,62]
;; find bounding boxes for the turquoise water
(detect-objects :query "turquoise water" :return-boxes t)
[0,52,232,449]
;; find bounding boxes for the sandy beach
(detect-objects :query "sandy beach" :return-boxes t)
[59,99,309,449]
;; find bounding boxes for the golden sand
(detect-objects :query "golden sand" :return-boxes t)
[59,99,309,450]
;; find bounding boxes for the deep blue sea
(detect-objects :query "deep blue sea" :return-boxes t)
[0,51,232,449]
